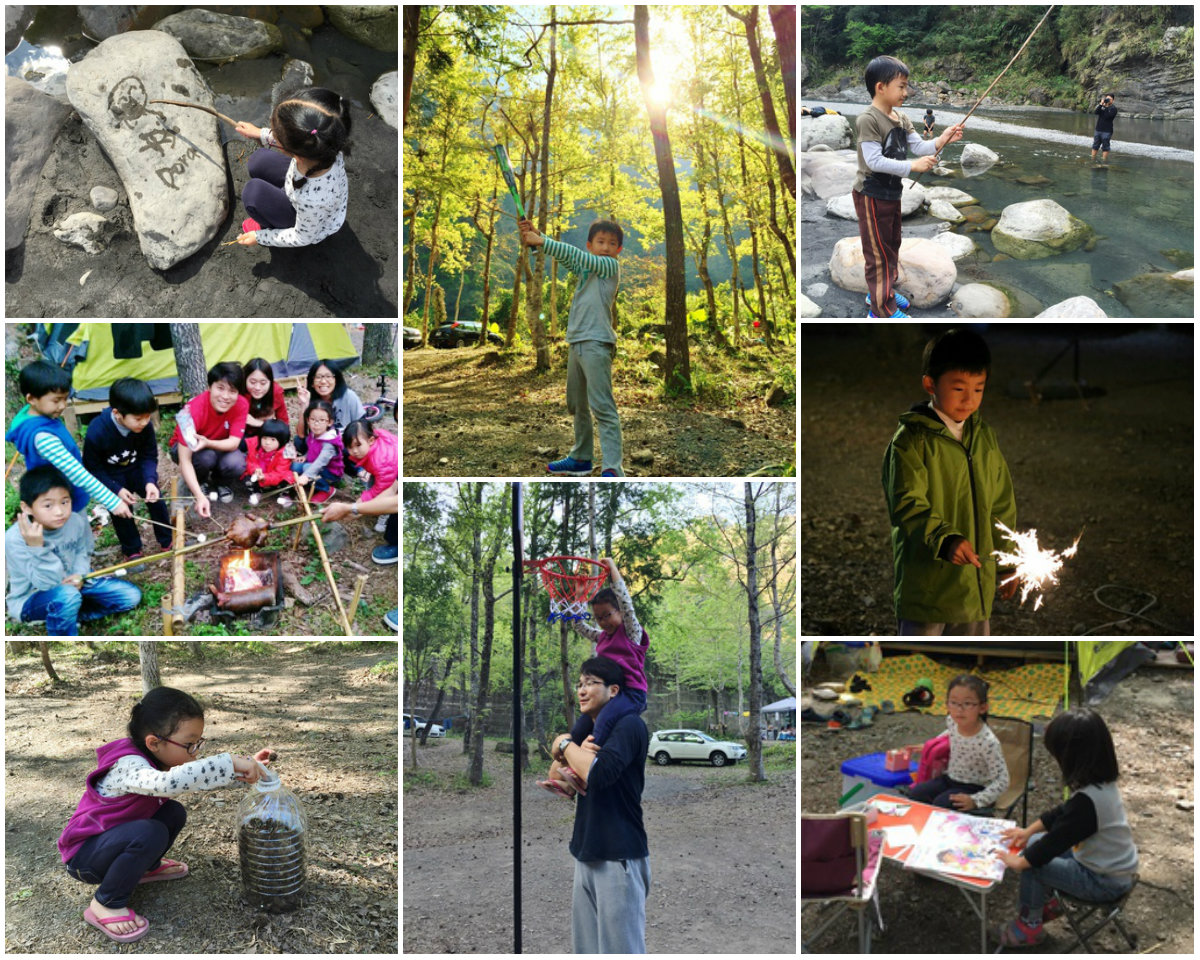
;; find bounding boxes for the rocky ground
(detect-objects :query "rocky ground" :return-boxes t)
[801,647,1194,953]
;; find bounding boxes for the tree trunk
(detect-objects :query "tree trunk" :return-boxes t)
[743,484,765,781]
[420,657,456,746]
[635,6,690,393]
[526,9,556,373]
[362,324,396,365]
[189,641,203,658]
[139,641,161,693]
[402,7,420,128]
[403,193,421,317]
[770,486,796,697]
[39,642,61,682]
[420,196,444,342]
[768,6,796,149]
[169,325,206,398]
[557,485,575,730]
[469,486,509,785]
[464,483,482,757]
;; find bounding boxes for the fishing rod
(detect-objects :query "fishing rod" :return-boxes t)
[911,4,1055,186]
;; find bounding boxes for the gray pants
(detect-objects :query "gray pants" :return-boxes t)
[898,619,990,635]
[571,857,650,954]
[566,340,624,475]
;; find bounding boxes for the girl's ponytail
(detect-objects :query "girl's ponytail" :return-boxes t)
[271,87,353,181]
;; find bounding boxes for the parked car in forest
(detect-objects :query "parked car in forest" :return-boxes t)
[404,714,445,737]
[403,326,422,349]
[429,321,503,349]
[647,729,746,767]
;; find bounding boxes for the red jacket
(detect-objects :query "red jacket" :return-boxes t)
[242,437,293,487]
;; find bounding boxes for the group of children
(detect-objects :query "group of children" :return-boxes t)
[6,356,398,636]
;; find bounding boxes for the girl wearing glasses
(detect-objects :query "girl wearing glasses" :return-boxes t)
[908,673,1008,812]
[57,687,271,944]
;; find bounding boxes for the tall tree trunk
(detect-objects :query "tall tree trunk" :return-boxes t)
[39,642,60,682]
[420,196,444,342]
[526,9,556,373]
[139,641,161,693]
[403,7,421,128]
[726,5,795,199]
[770,486,796,697]
[362,324,395,365]
[557,485,575,730]
[470,486,508,784]
[635,6,690,393]
[768,5,796,148]
[403,193,421,317]
[169,325,206,398]
[743,484,765,781]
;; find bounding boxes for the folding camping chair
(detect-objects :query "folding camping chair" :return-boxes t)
[974,715,1033,825]
[801,811,884,953]
[1051,873,1139,953]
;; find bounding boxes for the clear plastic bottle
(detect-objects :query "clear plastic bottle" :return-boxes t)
[237,762,307,912]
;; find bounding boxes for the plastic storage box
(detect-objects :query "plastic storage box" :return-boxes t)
[839,751,918,806]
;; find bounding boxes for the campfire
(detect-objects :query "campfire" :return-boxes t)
[211,549,284,621]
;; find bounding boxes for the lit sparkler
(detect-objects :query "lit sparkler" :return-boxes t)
[992,519,1083,610]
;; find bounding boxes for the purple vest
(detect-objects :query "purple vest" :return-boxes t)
[595,623,649,693]
[58,738,165,863]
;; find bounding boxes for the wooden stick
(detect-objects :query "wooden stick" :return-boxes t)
[911,4,1055,186]
[149,99,238,127]
[162,596,174,636]
[296,483,353,636]
[83,532,226,580]
[172,479,186,634]
[348,574,368,627]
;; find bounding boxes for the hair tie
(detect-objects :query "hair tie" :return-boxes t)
[310,129,317,135]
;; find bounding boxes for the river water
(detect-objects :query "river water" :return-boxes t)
[809,102,1195,317]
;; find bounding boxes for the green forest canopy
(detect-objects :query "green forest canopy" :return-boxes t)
[404,5,796,378]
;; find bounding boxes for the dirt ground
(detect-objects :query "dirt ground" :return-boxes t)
[4,325,398,637]
[403,733,797,953]
[801,649,1195,953]
[800,325,1194,635]
[3,641,398,953]
[402,345,797,477]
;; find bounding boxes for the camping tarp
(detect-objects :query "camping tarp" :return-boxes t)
[60,324,358,400]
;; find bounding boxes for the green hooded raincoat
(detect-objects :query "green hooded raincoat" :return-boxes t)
[882,401,1017,623]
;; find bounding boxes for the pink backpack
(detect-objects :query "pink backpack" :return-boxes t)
[913,733,950,784]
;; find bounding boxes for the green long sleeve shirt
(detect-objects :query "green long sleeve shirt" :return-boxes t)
[882,401,1017,623]
[541,237,620,345]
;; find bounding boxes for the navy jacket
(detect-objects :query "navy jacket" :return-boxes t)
[569,713,650,862]
[82,408,160,495]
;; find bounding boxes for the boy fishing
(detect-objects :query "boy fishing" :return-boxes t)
[518,217,625,477]
[853,55,964,319]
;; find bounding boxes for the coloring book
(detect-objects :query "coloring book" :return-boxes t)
[905,810,1016,881]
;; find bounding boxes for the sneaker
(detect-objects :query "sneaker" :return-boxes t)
[866,291,910,311]
[994,918,1046,948]
[547,457,593,477]
[374,515,389,533]
[217,486,234,503]
[241,217,262,234]
[372,543,399,565]
[600,469,619,478]
[310,489,333,504]
[867,308,912,319]
[384,608,398,632]
[122,552,147,575]
[1042,897,1064,923]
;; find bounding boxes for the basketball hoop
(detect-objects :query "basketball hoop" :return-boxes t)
[523,556,608,622]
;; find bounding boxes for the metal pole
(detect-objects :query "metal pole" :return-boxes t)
[511,482,523,954]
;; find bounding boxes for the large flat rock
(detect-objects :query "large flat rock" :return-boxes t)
[5,75,72,251]
[65,30,228,270]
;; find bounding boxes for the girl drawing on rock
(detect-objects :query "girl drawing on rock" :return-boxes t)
[232,87,351,248]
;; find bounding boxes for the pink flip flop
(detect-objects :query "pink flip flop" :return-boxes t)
[537,779,575,799]
[84,906,150,943]
[559,765,587,795]
[139,858,188,884]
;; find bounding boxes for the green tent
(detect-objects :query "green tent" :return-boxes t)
[58,324,358,401]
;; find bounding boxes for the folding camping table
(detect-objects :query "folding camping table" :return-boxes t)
[867,793,1022,953]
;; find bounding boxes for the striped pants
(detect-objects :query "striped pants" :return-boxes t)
[852,189,902,317]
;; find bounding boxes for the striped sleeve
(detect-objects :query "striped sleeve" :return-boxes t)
[541,237,619,278]
[609,570,644,646]
[569,617,604,643]
[32,433,123,510]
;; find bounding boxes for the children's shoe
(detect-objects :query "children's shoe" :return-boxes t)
[384,608,398,632]
[310,489,333,504]
[600,469,619,478]
[277,495,293,508]
[217,486,234,503]
[866,291,910,311]
[372,543,399,565]
[994,918,1046,948]
[537,779,575,799]
[122,553,147,575]
[547,457,593,477]
[867,309,912,319]
[1042,896,1064,923]
[241,217,262,234]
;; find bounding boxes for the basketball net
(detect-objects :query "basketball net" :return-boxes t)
[526,556,608,622]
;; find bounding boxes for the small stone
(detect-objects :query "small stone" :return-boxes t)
[632,448,654,464]
[437,457,449,465]
[90,185,119,212]
[1175,799,1193,811]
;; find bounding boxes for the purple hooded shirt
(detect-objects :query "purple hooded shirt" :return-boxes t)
[57,738,166,864]
[595,622,649,693]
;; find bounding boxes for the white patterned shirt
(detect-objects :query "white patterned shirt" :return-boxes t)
[944,715,1009,808]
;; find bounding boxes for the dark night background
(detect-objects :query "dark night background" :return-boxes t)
[800,323,1194,636]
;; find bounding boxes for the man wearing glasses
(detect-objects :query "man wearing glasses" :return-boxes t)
[550,656,650,953]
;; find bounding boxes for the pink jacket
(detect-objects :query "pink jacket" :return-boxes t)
[914,733,950,784]
[352,428,398,502]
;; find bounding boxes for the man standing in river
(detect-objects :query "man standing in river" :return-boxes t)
[1091,93,1118,163]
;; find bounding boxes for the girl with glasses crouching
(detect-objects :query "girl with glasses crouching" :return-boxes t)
[57,687,272,943]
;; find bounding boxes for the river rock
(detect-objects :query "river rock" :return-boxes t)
[273,59,315,107]
[66,31,228,271]
[929,199,965,223]
[808,162,857,201]
[951,283,1012,318]
[153,9,283,61]
[801,292,822,318]
[823,194,857,220]
[925,186,977,206]
[53,212,116,254]
[5,76,72,250]
[1034,297,1109,318]
[829,236,956,308]
[90,185,120,212]
[801,113,853,151]
[960,142,999,174]
[1112,269,1194,318]
[327,5,398,52]
[931,232,977,262]
[77,7,166,42]
[369,71,398,130]
[991,199,1093,260]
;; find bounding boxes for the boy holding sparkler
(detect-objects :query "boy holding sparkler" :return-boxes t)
[882,328,1018,635]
